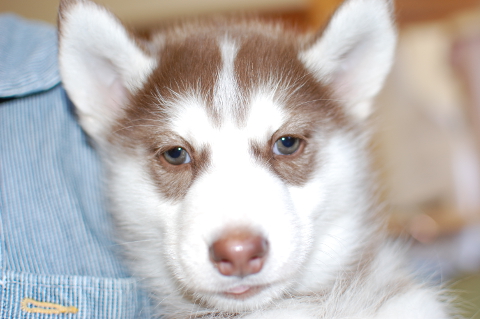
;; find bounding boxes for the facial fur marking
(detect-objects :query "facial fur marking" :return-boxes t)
[214,37,241,124]
[250,130,318,187]
[111,91,214,202]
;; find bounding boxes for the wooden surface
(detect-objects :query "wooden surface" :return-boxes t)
[396,0,480,25]
[307,0,480,29]
[0,0,308,26]
[3,0,479,29]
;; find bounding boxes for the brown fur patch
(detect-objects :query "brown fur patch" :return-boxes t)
[111,16,351,200]
[110,26,223,201]
[232,28,348,186]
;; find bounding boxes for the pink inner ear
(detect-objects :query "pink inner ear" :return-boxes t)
[330,38,376,99]
[90,55,130,115]
[108,75,130,112]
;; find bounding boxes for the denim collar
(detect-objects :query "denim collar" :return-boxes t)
[0,14,60,98]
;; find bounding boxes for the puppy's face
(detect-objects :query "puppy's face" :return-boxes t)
[108,32,345,310]
[58,0,395,312]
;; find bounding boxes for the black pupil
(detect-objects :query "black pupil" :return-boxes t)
[167,148,183,159]
[281,137,296,148]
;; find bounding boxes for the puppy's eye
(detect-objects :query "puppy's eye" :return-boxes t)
[163,147,191,165]
[273,136,301,155]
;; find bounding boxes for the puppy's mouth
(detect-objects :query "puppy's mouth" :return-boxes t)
[223,285,264,299]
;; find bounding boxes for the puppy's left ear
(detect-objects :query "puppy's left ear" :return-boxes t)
[300,0,396,120]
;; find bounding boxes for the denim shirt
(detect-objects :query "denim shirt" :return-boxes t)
[0,15,153,318]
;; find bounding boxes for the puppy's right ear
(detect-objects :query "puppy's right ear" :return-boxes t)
[58,0,157,141]
[299,0,396,121]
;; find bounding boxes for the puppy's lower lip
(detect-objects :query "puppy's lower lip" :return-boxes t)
[223,285,265,299]
[226,285,251,295]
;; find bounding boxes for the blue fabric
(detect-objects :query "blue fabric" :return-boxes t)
[0,14,153,318]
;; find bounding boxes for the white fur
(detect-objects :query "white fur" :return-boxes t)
[159,88,309,311]
[246,91,287,141]
[214,37,241,117]
[58,0,454,318]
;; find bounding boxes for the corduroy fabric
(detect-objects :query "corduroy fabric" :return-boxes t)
[0,14,153,318]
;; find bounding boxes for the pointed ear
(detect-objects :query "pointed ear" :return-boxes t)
[300,0,396,120]
[58,0,157,140]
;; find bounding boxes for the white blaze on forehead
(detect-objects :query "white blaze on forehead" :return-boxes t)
[214,37,240,116]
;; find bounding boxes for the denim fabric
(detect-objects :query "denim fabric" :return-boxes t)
[0,14,153,318]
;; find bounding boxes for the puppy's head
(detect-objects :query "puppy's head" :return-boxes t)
[59,0,395,312]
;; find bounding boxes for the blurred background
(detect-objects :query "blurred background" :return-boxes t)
[2,0,480,317]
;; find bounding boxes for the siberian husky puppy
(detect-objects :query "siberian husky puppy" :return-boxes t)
[58,0,453,317]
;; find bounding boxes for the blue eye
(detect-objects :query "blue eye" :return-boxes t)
[273,136,301,155]
[163,147,191,165]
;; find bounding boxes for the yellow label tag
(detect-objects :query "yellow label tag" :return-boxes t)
[21,297,78,314]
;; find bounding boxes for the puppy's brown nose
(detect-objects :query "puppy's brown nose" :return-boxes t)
[210,229,268,277]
